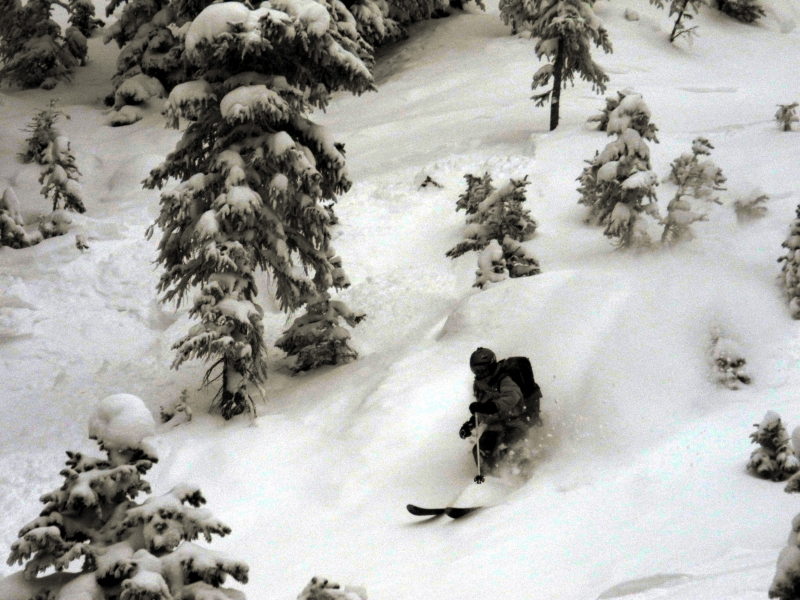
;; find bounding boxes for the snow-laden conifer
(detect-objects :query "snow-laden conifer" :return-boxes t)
[734,191,769,222]
[0,0,84,88]
[276,289,366,372]
[649,0,703,42]
[778,204,800,319]
[660,137,725,244]
[19,100,69,165]
[716,0,764,23]
[39,135,86,213]
[68,0,105,37]
[299,576,367,600]
[709,329,751,389]
[473,239,507,289]
[776,103,799,132]
[577,92,660,247]
[146,0,374,418]
[748,411,800,481]
[500,0,612,130]
[448,175,540,287]
[0,394,250,600]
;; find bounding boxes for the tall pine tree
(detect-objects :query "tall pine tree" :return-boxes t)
[146,0,374,419]
[500,0,612,130]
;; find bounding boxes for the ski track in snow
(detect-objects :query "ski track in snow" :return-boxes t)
[2,0,800,598]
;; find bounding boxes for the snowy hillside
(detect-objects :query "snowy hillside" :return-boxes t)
[2,0,800,598]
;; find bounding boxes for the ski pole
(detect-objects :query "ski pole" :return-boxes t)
[474,413,484,484]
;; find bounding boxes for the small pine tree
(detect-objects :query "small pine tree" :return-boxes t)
[709,329,751,389]
[0,394,250,600]
[299,576,368,600]
[716,0,764,23]
[660,137,725,244]
[734,192,768,222]
[145,0,374,418]
[447,176,540,286]
[667,137,726,202]
[650,0,703,42]
[68,0,104,37]
[500,0,612,130]
[19,100,69,165]
[748,411,800,481]
[778,204,800,319]
[0,0,83,89]
[276,290,366,372]
[39,135,86,213]
[588,88,639,133]
[777,103,800,132]
[577,93,660,247]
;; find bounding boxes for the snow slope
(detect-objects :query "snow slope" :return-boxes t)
[2,0,800,598]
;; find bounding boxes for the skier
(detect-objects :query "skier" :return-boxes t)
[459,347,542,474]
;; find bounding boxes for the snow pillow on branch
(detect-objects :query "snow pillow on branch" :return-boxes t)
[0,393,251,600]
[747,411,800,481]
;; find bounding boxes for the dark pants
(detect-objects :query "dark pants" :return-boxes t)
[472,427,527,473]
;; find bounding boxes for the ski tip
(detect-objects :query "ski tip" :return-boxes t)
[407,504,447,517]
[445,506,481,519]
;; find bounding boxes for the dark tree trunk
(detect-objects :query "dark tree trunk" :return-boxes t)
[549,37,565,131]
[219,357,247,420]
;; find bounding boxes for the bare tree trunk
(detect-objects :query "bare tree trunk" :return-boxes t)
[549,37,565,131]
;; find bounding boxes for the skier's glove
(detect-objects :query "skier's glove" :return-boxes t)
[469,401,499,415]
[459,418,475,439]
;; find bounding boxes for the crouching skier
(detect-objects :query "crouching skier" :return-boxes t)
[459,347,543,476]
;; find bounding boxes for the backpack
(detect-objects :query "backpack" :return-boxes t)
[492,356,542,423]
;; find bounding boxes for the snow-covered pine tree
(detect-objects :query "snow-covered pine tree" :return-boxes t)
[660,137,725,244]
[777,103,799,132]
[734,191,768,222]
[68,0,104,37]
[748,411,800,481]
[146,0,374,419]
[666,137,726,202]
[299,576,368,600]
[39,135,86,213]
[589,88,636,132]
[577,92,660,247]
[0,394,249,600]
[0,0,84,89]
[447,175,541,287]
[19,100,69,165]
[716,0,764,23]
[649,0,703,43]
[778,204,800,319]
[276,289,366,372]
[500,0,612,130]
[709,329,751,389]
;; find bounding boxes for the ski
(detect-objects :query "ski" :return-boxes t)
[445,506,481,519]
[406,504,447,517]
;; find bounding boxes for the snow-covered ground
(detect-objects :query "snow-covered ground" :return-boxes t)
[2,0,800,598]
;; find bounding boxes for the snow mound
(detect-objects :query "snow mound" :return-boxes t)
[88,394,156,451]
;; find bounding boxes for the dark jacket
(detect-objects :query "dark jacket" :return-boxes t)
[473,371,525,432]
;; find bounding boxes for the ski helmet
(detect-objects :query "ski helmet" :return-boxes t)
[470,347,497,378]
